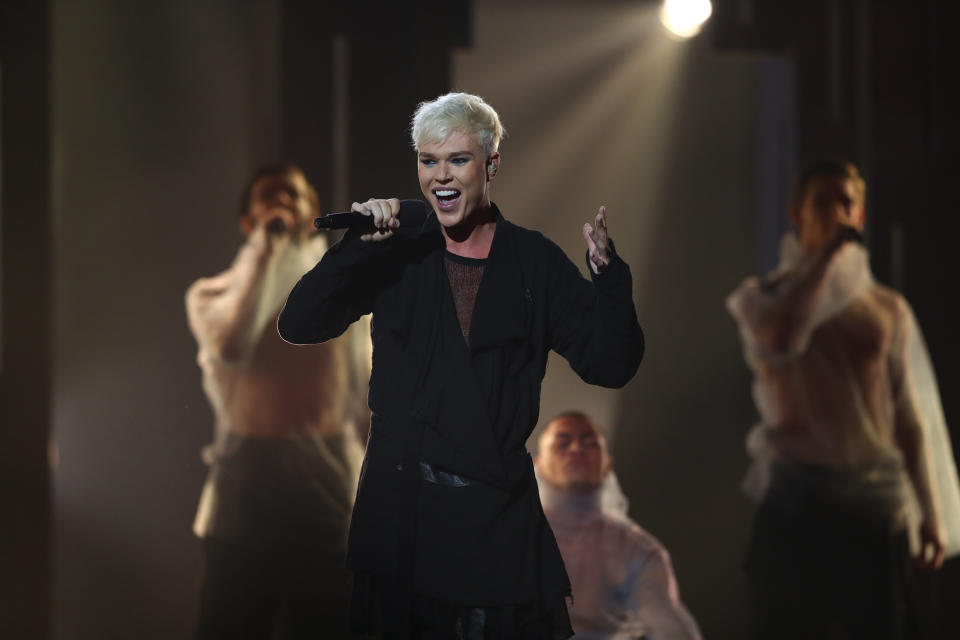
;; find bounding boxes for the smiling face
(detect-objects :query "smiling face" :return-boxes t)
[417,130,498,232]
[536,413,612,493]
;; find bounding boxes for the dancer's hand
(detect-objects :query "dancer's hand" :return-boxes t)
[826,222,864,254]
[583,205,611,275]
[248,212,294,256]
[915,517,946,571]
[353,198,400,243]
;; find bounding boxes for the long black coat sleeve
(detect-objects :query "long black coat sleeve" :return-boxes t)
[547,240,644,388]
[278,231,392,345]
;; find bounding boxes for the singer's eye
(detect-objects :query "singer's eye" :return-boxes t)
[450,157,469,166]
[420,158,437,167]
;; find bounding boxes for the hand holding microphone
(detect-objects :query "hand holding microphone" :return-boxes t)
[355,198,400,243]
[314,198,428,243]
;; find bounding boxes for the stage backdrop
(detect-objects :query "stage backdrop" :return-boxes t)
[455,3,795,636]
[50,1,793,637]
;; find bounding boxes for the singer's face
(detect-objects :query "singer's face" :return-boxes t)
[417,130,495,231]
[241,171,314,236]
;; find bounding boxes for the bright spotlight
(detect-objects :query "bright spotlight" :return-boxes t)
[660,0,713,39]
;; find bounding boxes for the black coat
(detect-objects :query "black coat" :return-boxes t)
[278,203,644,608]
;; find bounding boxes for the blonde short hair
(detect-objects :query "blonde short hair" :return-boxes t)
[410,92,505,156]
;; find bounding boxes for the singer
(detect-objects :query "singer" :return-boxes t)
[279,93,645,639]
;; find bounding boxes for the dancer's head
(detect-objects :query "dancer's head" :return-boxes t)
[789,161,866,252]
[535,411,613,493]
[238,162,319,238]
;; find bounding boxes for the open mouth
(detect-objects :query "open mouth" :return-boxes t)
[433,188,462,211]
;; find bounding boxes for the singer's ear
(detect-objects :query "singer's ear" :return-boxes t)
[239,214,254,236]
[486,151,500,180]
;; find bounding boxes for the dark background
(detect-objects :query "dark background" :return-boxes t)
[2,1,957,638]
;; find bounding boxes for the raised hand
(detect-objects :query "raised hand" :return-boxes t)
[583,205,611,275]
[248,211,295,256]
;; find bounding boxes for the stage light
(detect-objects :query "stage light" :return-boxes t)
[660,0,712,39]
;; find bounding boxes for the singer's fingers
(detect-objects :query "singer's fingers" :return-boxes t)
[378,203,393,228]
[351,201,372,216]
[384,204,400,229]
[592,208,609,257]
[360,228,395,243]
[583,223,597,253]
[363,199,382,226]
[365,198,398,228]
[584,212,610,274]
[387,199,401,228]
[593,207,607,241]
[375,198,401,227]
[353,200,381,220]
[352,197,402,231]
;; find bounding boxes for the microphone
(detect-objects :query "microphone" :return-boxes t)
[314,199,428,230]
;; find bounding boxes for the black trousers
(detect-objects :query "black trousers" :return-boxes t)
[746,496,928,640]
[195,536,351,640]
[348,572,573,640]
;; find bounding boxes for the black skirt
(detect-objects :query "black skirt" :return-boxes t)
[745,465,928,640]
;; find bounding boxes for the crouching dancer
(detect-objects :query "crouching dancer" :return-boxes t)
[536,411,702,640]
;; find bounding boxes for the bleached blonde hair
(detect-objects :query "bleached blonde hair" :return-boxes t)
[410,92,505,156]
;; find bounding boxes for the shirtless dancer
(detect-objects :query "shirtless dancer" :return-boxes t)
[727,161,960,639]
[186,163,368,638]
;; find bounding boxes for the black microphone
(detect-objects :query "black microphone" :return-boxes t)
[314,199,428,230]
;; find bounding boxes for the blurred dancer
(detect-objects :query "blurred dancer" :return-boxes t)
[727,161,960,639]
[535,411,702,640]
[186,162,369,639]
[279,93,645,638]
